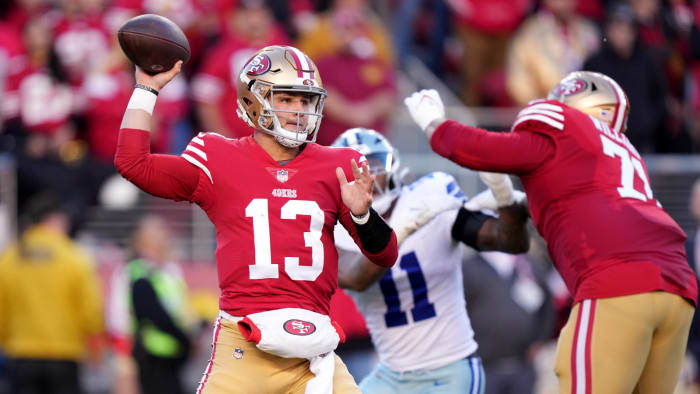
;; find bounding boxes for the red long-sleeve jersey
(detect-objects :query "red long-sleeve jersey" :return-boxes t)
[431,100,697,305]
[115,128,397,316]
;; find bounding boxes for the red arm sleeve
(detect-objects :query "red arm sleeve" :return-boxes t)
[338,210,398,268]
[114,128,199,201]
[430,120,556,175]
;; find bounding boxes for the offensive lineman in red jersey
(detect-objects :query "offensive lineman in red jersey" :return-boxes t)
[114,45,399,393]
[404,71,698,394]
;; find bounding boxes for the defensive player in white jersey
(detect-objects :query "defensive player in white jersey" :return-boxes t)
[331,128,531,394]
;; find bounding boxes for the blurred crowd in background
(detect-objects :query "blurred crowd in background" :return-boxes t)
[2,0,700,223]
[1,0,700,393]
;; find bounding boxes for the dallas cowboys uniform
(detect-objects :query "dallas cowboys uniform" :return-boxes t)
[335,172,485,394]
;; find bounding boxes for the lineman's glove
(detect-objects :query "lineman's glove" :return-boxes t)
[404,89,446,137]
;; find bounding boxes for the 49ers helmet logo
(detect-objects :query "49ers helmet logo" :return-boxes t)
[245,54,272,76]
[283,319,316,336]
[550,78,588,97]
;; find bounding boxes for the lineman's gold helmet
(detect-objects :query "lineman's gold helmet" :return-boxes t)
[547,71,630,133]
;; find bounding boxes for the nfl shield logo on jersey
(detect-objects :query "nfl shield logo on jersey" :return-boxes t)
[233,348,244,359]
[277,169,289,183]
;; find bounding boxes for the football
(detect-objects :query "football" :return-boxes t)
[117,14,190,75]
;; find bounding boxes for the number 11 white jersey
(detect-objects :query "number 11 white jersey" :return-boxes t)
[335,172,478,372]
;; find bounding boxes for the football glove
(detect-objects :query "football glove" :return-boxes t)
[464,189,527,212]
[404,89,445,137]
[478,172,517,207]
[390,189,463,245]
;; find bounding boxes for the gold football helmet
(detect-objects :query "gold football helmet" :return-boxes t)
[236,45,327,147]
[547,71,630,133]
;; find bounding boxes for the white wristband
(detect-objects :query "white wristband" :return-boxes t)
[126,87,157,115]
[350,209,370,225]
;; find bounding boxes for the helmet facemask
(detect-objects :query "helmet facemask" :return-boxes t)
[331,128,403,215]
[365,153,401,215]
[260,84,325,147]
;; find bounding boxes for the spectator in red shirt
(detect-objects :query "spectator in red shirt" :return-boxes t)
[0,20,24,131]
[5,17,74,140]
[104,0,220,74]
[301,1,397,145]
[2,0,51,34]
[449,0,533,106]
[53,0,111,89]
[191,0,290,138]
[83,33,189,163]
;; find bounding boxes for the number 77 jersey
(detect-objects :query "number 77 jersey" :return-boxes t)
[513,100,697,305]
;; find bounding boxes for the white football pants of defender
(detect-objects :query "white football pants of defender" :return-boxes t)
[359,356,485,394]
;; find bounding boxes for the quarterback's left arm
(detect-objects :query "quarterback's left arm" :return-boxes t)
[336,159,398,267]
[339,208,397,268]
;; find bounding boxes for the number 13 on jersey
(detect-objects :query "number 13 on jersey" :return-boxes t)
[246,198,325,281]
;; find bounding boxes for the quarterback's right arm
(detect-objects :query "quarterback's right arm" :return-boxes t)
[115,62,200,201]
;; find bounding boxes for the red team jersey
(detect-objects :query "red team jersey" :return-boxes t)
[431,100,698,305]
[115,129,396,317]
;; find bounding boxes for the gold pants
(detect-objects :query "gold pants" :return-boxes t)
[196,317,360,394]
[554,292,694,394]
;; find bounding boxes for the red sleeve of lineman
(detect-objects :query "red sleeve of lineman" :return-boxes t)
[430,120,556,175]
[338,211,398,267]
[114,128,200,201]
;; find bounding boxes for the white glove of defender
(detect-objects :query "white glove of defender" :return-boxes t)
[403,89,446,135]
[464,188,527,212]
[390,189,463,245]
[390,207,435,246]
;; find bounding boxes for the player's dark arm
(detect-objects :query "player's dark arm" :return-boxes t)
[429,120,555,175]
[451,202,530,253]
[115,61,199,201]
[338,253,388,292]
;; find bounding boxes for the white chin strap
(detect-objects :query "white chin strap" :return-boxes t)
[270,113,309,148]
[275,134,304,148]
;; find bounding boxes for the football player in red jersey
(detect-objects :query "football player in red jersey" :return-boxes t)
[114,45,399,394]
[404,71,698,394]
